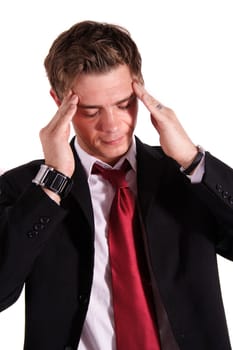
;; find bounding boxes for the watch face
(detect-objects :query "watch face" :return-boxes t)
[45,170,72,198]
[33,165,73,198]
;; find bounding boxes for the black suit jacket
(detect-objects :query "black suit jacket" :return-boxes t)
[0,137,233,350]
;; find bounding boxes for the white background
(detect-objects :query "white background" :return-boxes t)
[0,0,233,348]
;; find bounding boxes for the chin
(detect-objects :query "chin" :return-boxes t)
[104,149,129,164]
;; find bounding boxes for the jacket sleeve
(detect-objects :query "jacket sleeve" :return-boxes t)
[0,174,67,312]
[192,152,233,259]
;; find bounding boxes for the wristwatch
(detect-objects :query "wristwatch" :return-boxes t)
[181,145,205,175]
[32,164,73,199]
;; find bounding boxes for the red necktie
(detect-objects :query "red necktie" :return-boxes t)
[92,161,161,350]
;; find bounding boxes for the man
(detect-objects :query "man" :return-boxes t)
[0,20,233,350]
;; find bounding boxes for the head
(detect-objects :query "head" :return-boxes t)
[44,20,143,100]
[44,20,144,164]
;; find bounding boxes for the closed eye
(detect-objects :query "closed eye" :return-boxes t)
[118,95,136,110]
[83,111,99,117]
[78,108,99,118]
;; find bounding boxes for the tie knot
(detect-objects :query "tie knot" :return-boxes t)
[92,160,131,189]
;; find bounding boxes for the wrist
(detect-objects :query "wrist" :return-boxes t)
[180,145,204,175]
[32,164,73,200]
[178,145,199,169]
[42,188,61,205]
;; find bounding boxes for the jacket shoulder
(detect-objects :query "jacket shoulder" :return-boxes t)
[135,137,166,159]
[0,160,44,195]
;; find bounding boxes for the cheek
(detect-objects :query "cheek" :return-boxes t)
[72,116,97,141]
[133,100,139,116]
[127,104,138,127]
[72,116,86,135]
[118,112,137,131]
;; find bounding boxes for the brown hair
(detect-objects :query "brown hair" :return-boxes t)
[44,20,143,99]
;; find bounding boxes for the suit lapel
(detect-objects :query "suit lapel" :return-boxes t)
[65,139,94,231]
[66,137,166,235]
[135,137,166,220]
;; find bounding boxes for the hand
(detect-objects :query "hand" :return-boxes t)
[39,90,78,178]
[133,82,198,168]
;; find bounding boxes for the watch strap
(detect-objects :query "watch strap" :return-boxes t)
[32,164,73,199]
[181,145,205,175]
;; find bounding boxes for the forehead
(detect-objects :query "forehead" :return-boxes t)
[72,65,134,105]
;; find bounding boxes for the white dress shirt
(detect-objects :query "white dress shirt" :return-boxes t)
[75,136,205,350]
[75,137,137,350]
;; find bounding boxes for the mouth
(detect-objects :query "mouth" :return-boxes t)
[101,136,124,145]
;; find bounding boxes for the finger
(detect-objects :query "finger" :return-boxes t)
[47,91,79,130]
[133,82,164,114]
[58,91,79,122]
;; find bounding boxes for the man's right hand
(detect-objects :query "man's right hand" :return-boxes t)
[38,91,78,204]
[39,90,79,178]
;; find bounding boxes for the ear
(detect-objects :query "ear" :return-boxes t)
[50,89,62,106]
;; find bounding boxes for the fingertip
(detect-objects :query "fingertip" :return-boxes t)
[71,93,79,104]
[132,80,143,95]
[69,88,78,98]
[132,79,142,88]
[64,89,72,97]
[63,89,78,104]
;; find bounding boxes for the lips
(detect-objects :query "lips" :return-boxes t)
[101,136,124,145]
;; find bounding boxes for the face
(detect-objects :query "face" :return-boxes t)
[72,65,138,165]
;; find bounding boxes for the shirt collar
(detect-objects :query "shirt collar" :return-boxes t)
[74,136,137,180]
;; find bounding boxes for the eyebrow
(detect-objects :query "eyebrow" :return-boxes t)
[78,93,135,109]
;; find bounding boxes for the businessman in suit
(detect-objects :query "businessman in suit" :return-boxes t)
[1,20,233,350]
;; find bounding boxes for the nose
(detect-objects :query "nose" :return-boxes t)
[99,108,119,133]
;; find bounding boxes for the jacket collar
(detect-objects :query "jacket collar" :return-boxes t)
[67,136,166,228]
[135,136,166,220]
[65,138,95,231]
